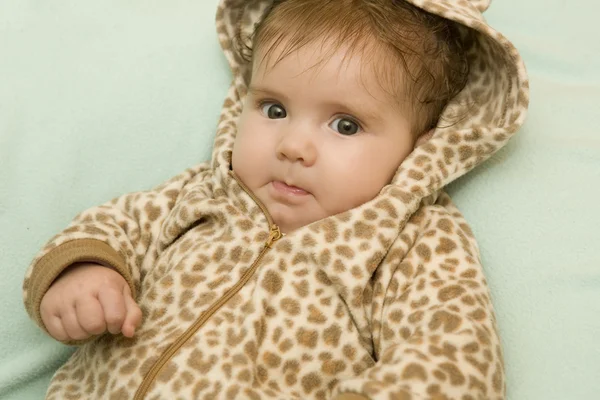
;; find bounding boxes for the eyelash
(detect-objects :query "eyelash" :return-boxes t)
[256,99,279,110]
[334,114,362,128]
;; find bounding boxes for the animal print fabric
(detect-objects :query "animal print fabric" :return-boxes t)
[23,0,528,399]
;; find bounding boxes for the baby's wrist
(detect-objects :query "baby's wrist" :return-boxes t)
[53,262,114,284]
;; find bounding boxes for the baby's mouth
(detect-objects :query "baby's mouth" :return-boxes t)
[272,180,310,196]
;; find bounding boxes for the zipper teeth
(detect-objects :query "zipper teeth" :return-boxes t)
[230,170,274,227]
[134,172,280,399]
[134,246,272,399]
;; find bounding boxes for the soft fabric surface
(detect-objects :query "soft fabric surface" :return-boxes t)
[0,0,597,399]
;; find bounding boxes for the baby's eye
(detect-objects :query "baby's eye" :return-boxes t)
[261,102,287,119]
[330,117,361,136]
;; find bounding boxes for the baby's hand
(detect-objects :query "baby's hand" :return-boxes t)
[40,263,142,342]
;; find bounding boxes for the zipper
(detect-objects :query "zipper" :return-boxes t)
[230,171,275,228]
[133,172,282,399]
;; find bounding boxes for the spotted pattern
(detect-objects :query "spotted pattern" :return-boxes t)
[23,0,528,399]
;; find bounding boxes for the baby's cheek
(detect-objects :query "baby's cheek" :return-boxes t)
[326,179,385,215]
[231,133,254,169]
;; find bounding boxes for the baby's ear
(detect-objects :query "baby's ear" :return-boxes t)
[415,129,435,147]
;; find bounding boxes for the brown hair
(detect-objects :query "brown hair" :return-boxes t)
[236,0,469,136]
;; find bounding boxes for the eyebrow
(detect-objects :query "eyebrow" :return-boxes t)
[248,86,290,103]
[325,101,382,127]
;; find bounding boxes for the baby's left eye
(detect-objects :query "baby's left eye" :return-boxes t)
[330,117,361,136]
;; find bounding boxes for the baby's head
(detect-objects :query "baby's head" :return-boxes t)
[231,0,469,233]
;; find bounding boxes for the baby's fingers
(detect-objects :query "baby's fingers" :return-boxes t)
[75,297,106,336]
[40,294,68,341]
[98,287,127,334]
[43,314,69,342]
[121,286,142,338]
[62,311,91,341]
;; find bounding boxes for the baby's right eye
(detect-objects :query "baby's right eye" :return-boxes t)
[261,102,287,119]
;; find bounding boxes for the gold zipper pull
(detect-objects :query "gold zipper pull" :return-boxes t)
[265,225,282,248]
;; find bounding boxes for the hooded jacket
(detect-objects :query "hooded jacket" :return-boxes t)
[23,0,528,399]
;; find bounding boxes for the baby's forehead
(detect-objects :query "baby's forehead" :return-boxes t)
[252,37,407,101]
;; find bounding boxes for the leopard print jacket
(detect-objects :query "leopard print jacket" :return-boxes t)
[23,0,528,398]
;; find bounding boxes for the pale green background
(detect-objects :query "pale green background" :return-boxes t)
[1,0,598,399]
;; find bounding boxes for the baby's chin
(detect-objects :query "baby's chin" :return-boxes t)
[267,206,320,234]
[270,212,308,234]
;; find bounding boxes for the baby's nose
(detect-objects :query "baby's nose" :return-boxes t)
[276,128,317,166]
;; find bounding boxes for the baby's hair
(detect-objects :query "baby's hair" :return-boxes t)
[236,0,470,136]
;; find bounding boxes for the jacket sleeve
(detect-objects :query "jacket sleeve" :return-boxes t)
[22,163,210,339]
[334,193,505,400]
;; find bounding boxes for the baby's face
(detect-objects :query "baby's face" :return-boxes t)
[232,42,414,233]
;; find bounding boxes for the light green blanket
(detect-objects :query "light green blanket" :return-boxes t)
[1,0,598,399]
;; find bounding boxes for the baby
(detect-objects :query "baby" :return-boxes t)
[23,0,528,399]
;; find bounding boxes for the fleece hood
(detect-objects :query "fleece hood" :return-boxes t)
[212,0,529,209]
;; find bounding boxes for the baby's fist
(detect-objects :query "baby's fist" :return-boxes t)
[40,263,142,342]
